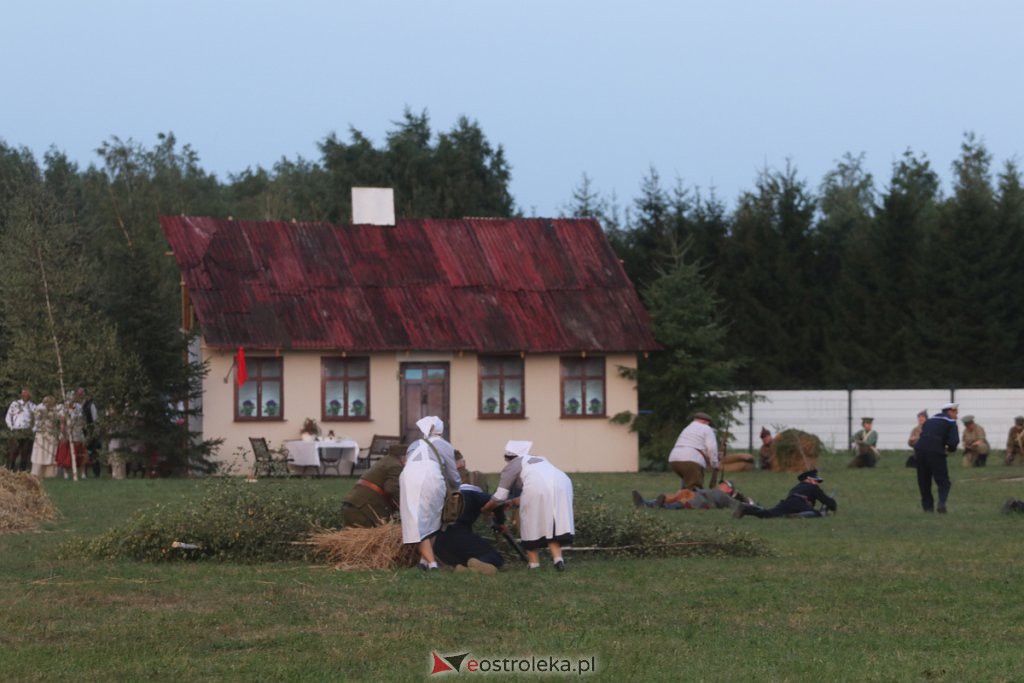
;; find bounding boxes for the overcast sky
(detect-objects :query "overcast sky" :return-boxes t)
[3,0,1023,217]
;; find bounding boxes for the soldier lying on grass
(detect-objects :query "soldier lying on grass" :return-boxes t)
[732,469,837,519]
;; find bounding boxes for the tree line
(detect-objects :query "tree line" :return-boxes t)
[1,110,1020,468]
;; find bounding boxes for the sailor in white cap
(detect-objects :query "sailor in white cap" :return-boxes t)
[399,416,461,570]
[913,403,960,513]
[482,440,575,571]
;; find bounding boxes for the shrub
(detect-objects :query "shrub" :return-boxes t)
[62,478,343,562]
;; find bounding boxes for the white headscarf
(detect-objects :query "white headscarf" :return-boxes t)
[504,440,532,458]
[416,416,444,438]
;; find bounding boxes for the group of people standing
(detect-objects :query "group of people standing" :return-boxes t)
[4,387,100,479]
[340,415,575,573]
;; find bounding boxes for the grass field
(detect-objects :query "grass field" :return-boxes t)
[2,454,1023,682]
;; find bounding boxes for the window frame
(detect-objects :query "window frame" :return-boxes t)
[320,356,371,422]
[477,355,526,420]
[233,356,285,422]
[559,356,606,419]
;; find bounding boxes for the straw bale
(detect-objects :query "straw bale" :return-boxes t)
[769,429,822,472]
[310,519,418,570]
[0,470,58,533]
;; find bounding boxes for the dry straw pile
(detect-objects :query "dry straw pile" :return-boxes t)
[310,520,419,570]
[769,429,823,472]
[0,470,58,533]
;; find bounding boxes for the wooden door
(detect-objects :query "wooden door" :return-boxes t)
[399,363,450,442]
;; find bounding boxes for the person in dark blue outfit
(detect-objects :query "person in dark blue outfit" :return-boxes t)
[732,470,837,518]
[914,402,961,513]
[433,484,506,573]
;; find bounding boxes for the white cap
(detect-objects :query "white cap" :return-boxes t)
[504,440,532,458]
[416,416,444,438]
[941,402,959,411]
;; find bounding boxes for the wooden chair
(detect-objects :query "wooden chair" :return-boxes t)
[249,437,287,478]
[355,435,402,473]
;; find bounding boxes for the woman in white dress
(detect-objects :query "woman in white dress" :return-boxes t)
[399,416,461,570]
[482,440,574,571]
[30,396,58,478]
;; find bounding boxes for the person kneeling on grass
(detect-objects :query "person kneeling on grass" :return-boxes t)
[732,469,837,519]
[632,480,754,510]
[434,480,506,575]
[481,440,574,572]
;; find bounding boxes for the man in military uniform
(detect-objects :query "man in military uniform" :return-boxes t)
[757,427,774,470]
[906,410,928,467]
[732,469,837,519]
[961,415,990,468]
[849,417,880,468]
[340,443,405,527]
[1005,416,1024,466]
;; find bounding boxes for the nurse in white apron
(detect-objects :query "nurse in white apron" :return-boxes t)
[399,416,461,570]
[482,440,574,571]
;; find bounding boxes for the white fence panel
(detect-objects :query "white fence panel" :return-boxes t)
[852,390,950,450]
[728,388,1024,452]
[955,389,1024,448]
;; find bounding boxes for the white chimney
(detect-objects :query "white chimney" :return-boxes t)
[351,187,395,226]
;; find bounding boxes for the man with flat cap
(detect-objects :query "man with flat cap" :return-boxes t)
[667,412,720,490]
[849,417,880,468]
[1005,416,1024,466]
[732,469,837,519]
[960,415,989,468]
[913,402,960,513]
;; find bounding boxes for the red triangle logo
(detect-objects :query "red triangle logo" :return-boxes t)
[430,652,454,675]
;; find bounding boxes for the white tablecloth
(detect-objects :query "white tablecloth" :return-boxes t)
[284,439,360,472]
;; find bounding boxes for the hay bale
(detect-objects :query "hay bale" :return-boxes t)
[769,429,822,472]
[0,469,58,533]
[309,519,419,570]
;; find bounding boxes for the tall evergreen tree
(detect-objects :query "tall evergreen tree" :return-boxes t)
[721,163,819,387]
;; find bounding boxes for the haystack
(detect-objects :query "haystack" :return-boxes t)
[310,519,419,570]
[769,429,822,472]
[0,470,58,533]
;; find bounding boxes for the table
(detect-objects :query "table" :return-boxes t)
[284,439,360,476]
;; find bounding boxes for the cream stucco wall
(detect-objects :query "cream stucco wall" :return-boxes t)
[200,346,639,474]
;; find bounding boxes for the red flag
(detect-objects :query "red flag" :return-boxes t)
[236,347,248,386]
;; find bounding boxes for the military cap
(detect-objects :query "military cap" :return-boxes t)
[962,415,975,423]
[1016,416,1024,425]
[861,417,874,423]
[692,412,715,426]
[798,469,823,482]
[917,409,928,418]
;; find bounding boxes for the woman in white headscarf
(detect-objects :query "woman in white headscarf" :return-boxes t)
[399,416,461,570]
[482,440,574,571]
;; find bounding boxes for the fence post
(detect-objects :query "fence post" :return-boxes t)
[747,389,754,451]
[950,385,956,404]
[847,385,854,450]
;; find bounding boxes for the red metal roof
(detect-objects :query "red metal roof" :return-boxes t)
[161,216,658,353]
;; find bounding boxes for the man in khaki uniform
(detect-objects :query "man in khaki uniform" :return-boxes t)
[341,444,405,527]
[906,410,928,468]
[849,417,880,468]
[1005,416,1024,466]
[961,416,990,468]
